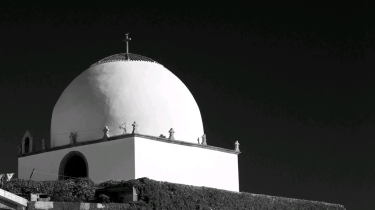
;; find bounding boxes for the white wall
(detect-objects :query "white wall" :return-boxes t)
[18,136,240,192]
[134,137,239,192]
[18,137,135,183]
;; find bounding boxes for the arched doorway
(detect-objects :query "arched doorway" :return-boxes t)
[58,151,88,180]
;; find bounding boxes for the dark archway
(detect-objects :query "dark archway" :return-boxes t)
[58,151,88,180]
[24,137,30,153]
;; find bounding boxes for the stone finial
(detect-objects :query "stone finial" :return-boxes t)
[132,121,138,134]
[159,134,166,138]
[197,137,200,144]
[201,134,207,145]
[235,141,240,152]
[103,126,110,140]
[18,145,21,155]
[119,122,128,134]
[168,128,175,140]
[69,132,76,144]
[41,139,46,150]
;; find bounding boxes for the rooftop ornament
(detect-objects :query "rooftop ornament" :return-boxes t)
[159,134,166,138]
[197,137,200,144]
[123,33,131,54]
[201,134,207,145]
[103,126,110,140]
[132,121,138,134]
[235,141,240,152]
[69,132,76,144]
[119,122,128,134]
[18,145,21,155]
[168,128,175,140]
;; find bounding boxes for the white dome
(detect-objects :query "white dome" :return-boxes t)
[51,53,204,147]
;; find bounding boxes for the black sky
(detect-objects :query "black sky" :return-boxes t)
[0,2,374,209]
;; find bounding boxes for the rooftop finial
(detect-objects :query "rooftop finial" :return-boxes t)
[235,141,240,152]
[103,126,110,140]
[123,33,131,54]
[132,121,138,134]
[69,132,76,144]
[168,128,175,140]
[119,121,128,134]
[201,134,207,145]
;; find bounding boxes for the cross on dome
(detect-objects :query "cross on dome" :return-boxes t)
[123,33,131,54]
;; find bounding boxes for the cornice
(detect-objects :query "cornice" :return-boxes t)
[18,133,240,158]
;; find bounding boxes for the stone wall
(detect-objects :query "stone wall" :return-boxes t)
[0,189,28,210]
[27,201,135,210]
[0,198,17,210]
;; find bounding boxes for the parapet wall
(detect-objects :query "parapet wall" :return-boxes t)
[0,188,28,210]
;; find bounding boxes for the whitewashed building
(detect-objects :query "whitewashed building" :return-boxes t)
[18,51,240,192]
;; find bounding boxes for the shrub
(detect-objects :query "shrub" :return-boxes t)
[97,194,110,203]
[100,178,346,210]
[2,177,346,210]
[1,177,96,202]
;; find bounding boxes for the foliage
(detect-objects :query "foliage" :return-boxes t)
[103,178,345,210]
[99,178,346,210]
[97,194,110,203]
[1,177,96,202]
[2,177,346,210]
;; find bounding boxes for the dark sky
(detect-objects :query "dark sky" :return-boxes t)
[0,2,374,209]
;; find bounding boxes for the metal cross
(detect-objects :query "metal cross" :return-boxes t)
[123,33,131,53]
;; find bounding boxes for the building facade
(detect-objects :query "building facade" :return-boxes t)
[18,53,240,192]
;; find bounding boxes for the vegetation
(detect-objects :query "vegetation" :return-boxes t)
[1,178,95,202]
[1,177,346,210]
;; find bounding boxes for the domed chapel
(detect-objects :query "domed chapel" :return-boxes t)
[18,35,240,192]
